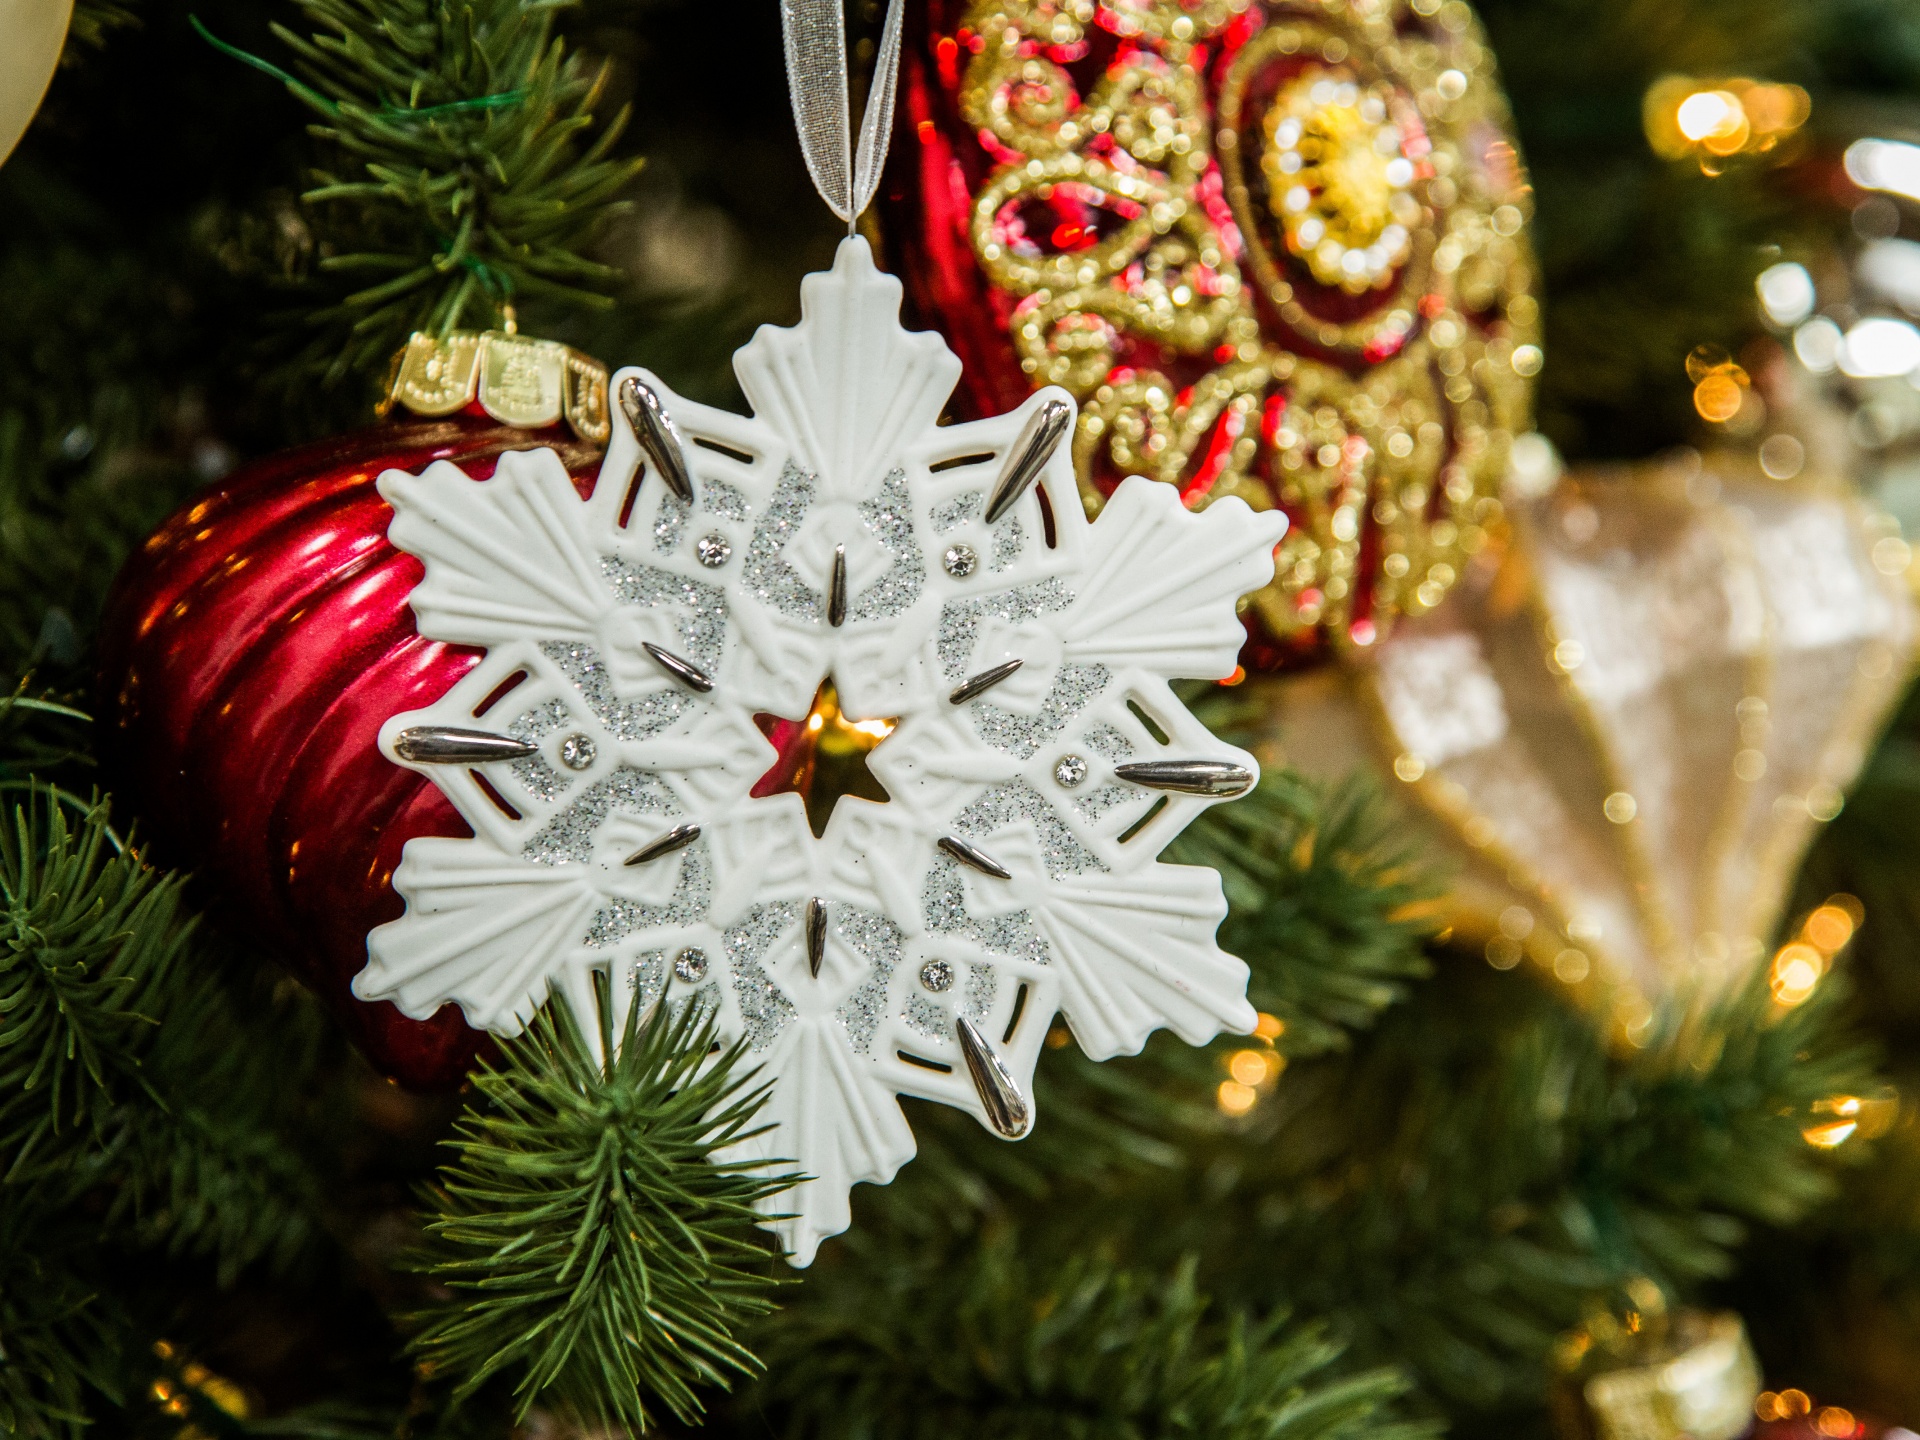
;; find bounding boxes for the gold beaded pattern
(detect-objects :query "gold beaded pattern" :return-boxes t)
[955,0,1538,648]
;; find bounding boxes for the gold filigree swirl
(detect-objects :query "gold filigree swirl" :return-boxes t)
[956,0,1539,651]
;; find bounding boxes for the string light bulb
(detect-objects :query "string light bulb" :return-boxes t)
[1769,894,1863,1009]
[1645,75,1810,170]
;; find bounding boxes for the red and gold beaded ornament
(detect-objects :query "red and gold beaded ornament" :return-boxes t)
[882,0,1539,666]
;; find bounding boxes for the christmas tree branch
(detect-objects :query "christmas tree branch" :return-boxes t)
[747,1231,1437,1440]
[1217,962,1879,1417]
[0,792,191,1173]
[1168,773,1438,1059]
[256,0,644,388]
[409,988,793,1432]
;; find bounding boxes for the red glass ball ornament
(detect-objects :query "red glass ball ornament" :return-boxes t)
[879,0,1539,668]
[96,413,604,1089]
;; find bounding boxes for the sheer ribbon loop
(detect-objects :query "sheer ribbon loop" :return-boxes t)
[781,0,905,228]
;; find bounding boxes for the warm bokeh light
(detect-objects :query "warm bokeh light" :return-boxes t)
[1217,1080,1257,1115]
[1230,1049,1271,1086]
[1804,904,1856,954]
[1687,343,1750,423]
[1693,372,1745,422]
[1769,895,1863,1010]
[1254,1012,1286,1042]
[1646,75,1809,168]
[1675,90,1744,147]
[1770,943,1822,1006]
[1803,1091,1899,1150]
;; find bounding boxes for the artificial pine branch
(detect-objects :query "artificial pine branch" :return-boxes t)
[830,768,1442,1256]
[1209,962,1881,1417]
[746,1230,1436,1440]
[262,0,644,387]
[0,1195,126,1440]
[410,989,792,1432]
[1168,773,1438,1058]
[0,792,191,1172]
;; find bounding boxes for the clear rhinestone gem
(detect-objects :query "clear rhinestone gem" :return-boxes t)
[673,947,709,983]
[559,733,597,771]
[1053,754,1088,788]
[919,959,954,993]
[942,544,977,578]
[695,533,732,568]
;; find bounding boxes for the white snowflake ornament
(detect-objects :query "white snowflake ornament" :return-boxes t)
[357,238,1288,1264]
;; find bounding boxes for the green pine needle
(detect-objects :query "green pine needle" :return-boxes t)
[0,791,191,1170]
[262,0,645,388]
[751,1232,1436,1440]
[410,988,794,1432]
[1169,772,1438,1058]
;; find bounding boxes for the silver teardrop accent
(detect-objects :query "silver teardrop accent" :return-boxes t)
[828,544,848,628]
[806,897,827,978]
[642,641,715,693]
[1113,760,1256,797]
[617,376,695,505]
[948,658,1023,706]
[624,823,701,866]
[938,835,1012,879]
[983,397,1072,525]
[955,1015,1031,1138]
[393,726,538,764]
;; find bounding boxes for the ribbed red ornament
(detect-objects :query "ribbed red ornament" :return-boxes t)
[96,413,604,1089]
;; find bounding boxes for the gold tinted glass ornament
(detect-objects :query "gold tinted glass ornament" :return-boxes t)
[1256,449,1916,1023]
[942,0,1538,657]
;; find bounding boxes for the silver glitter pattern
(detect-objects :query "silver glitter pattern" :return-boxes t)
[1072,783,1136,822]
[511,755,567,803]
[921,856,1053,966]
[599,556,729,670]
[954,779,1107,880]
[629,950,668,1016]
[741,462,822,620]
[1082,723,1136,762]
[669,980,722,1030]
[832,905,903,1055]
[541,641,695,741]
[962,961,998,1024]
[935,579,1075,679]
[991,515,1024,572]
[582,842,713,947]
[970,663,1111,758]
[510,698,573,741]
[931,491,982,533]
[522,764,678,866]
[848,468,926,623]
[652,492,690,553]
[702,477,749,521]
[726,902,800,1050]
[905,993,948,1039]
[507,697,577,799]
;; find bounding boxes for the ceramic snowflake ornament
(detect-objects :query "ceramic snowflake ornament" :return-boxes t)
[357,237,1288,1263]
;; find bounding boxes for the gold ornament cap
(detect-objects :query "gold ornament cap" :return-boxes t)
[382,323,610,443]
[1554,1310,1762,1440]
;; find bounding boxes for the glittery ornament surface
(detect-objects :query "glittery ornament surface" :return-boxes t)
[882,0,1540,664]
[361,238,1282,1265]
[1259,453,1917,1030]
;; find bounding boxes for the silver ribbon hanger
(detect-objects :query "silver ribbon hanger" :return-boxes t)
[781,0,906,233]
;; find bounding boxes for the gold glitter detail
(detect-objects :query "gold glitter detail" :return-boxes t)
[954,0,1538,646]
